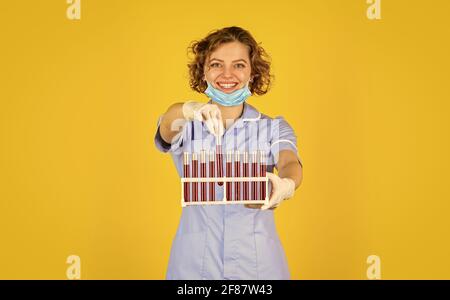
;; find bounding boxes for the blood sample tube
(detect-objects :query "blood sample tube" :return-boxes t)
[226,150,233,201]
[183,152,190,203]
[251,151,258,201]
[192,152,198,202]
[259,151,267,200]
[200,150,207,202]
[209,150,215,201]
[243,152,249,200]
[216,137,223,186]
[234,151,241,201]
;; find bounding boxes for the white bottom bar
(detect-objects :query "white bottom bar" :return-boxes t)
[182,200,266,207]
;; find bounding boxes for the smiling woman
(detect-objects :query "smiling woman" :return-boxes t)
[207,55,249,91]
[155,26,303,280]
[187,26,273,96]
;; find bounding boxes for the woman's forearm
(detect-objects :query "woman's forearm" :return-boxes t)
[277,161,303,189]
[159,103,187,144]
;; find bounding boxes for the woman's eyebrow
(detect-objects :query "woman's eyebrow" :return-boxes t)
[232,59,248,64]
[209,58,248,64]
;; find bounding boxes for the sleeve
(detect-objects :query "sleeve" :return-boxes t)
[270,116,303,167]
[154,115,188,155]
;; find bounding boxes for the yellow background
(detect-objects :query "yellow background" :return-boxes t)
[1,0,449,279]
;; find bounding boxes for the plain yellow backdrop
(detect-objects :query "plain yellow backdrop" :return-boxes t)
[1,0,449,279]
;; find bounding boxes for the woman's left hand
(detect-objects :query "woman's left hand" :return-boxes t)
[244,172,296,210]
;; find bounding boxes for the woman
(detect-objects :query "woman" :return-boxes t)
[154,26,303,280]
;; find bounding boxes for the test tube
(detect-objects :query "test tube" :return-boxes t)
[183,152,190,203]
[251,151,258,201]
[209,150,215,201]
[234,151,241,201]
[216,136,223,186]
[226,150,233,201]
[200,150,207,202]
[243,152,249,200]
[259,151,267,200]
[192,152,198,202]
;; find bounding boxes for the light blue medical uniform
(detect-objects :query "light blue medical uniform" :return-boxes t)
[154,101,303,280]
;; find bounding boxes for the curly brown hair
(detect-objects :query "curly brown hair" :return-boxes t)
[187,26,273,96]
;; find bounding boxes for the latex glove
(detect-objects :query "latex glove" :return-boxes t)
[182,101,224,137]
[260,172,296,210]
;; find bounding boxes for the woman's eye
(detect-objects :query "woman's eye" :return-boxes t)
[210,63,221,68]
[235,63,246,68]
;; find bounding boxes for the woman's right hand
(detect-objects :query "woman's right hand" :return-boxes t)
[182,101,224,137]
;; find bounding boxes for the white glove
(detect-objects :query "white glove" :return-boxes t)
[261,172,296,210]
[182,101,224,137]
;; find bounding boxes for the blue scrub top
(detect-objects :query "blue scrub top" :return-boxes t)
[154,101,302,280]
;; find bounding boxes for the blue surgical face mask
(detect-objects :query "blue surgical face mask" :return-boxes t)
[204,80,252,107]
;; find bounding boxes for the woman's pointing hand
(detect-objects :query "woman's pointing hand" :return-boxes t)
[183,101,224,137]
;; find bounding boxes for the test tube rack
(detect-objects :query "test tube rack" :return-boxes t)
[181,150,269,207]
